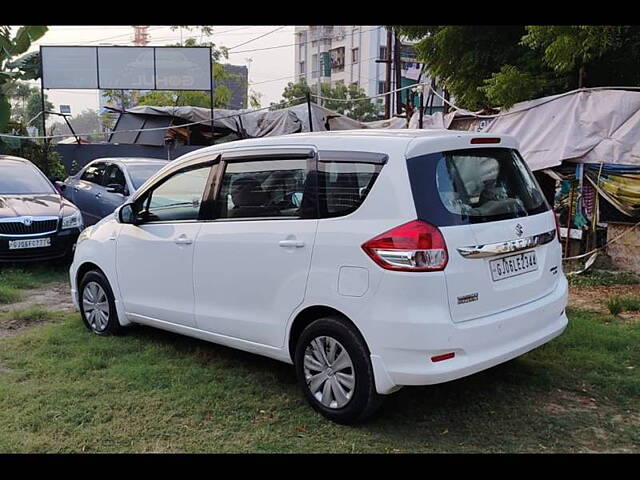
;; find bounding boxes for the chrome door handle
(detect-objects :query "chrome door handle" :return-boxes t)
[279,239,305,248]
[95,192,102,198]
[175,235,193,245]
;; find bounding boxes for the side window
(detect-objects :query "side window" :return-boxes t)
[139,165,212,222]
[104,164,126,189]
[317,161,382,218]
[80,162,107,185]
[216,159,310,219]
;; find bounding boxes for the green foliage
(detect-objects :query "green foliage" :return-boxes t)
[0,285,21,305]
[568,270,640,287]
[0,26,48,131]
[0,138,65,181]
[394,25,640,110]
[274,78,380,121]
[606,295,640,315]
[481,65,547,109]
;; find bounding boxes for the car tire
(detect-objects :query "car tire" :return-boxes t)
[294,316,384,424]
[79,270,123,336]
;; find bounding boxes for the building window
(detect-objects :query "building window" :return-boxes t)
[377,80,387,95]
[379,45,387,60]
[299,61,306,75]
[311,54,318,78]
[352,47,359,64]
[329,47,345,73]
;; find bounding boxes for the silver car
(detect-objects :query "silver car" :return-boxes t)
[59,157,169,226]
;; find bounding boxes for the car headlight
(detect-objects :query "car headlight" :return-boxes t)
[77,226,93,244]
[62,210,83,230]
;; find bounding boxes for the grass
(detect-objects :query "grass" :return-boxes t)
[0,264,68,305]
[0,307,638,453]
[568,270,640,287]
[606,295,640,316]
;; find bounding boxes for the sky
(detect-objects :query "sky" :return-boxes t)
[26,25,296,116]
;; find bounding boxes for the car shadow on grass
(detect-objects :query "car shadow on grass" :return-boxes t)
[121,322,556,443]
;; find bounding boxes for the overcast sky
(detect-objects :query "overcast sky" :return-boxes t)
[27,25,296,115]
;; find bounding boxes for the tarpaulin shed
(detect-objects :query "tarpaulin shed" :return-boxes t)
[108,103,406,147]
[409,88,640,172]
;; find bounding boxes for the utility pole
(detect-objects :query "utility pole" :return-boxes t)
[394,32,402,116]
[375,28,393,119]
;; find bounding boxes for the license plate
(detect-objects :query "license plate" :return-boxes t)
[8,238,51,250]
[489,250,537,281]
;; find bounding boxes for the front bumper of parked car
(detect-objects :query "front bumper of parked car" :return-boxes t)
[0,227,82,263]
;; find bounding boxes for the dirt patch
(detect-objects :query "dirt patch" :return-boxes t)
[540,388,600,415]
[569,283,640,321]
[0,281,75,338]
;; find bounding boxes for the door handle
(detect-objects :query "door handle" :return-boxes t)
[175,235,193,245]
[73,187,79,193]
[279,239,305,248]
[95,192,102,198]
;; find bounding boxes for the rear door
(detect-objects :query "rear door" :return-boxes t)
[192,147,318,347]
[407,147,561,323]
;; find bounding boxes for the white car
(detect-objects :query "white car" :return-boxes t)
[70,129,568,423]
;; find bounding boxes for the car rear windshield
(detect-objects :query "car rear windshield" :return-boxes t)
[407,148,549,225]
[128,164,166,189]
[0,163,55,195]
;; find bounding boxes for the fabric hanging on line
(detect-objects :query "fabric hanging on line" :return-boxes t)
[584,164,640,217]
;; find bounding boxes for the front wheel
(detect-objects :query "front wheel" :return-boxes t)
[294,316,383,424]
[79,270,123,336]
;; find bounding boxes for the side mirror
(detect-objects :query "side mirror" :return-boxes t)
[106,183,125,195]
[118,202,138,225]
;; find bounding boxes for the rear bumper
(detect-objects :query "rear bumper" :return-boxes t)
[0,228,80,263]
[369,276,569,394]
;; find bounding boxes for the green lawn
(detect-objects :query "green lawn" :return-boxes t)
[0,305,638,453]
[0,264,69,304]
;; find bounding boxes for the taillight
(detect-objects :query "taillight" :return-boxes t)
[553,210,561,242]
[361,220,448,272]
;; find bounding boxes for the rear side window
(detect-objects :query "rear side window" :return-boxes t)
[408,148,549,226]
[216,159,311,219]
[317,161,382,218]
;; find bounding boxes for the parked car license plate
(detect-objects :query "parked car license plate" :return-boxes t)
[8,238,51,250]
[489,250,537,281]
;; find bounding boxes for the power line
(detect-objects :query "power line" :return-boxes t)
[227,26,287,50]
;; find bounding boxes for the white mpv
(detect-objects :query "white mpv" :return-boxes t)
[70,130,568,423]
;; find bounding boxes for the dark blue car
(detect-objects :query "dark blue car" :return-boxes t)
[58,157,169,226]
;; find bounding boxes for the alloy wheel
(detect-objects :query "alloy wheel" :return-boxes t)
[303,336,355,409]
[82,281,110,333]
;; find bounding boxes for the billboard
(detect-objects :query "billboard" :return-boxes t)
[41,46,212,91]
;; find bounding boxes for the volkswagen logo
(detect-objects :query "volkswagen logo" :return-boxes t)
[21,217,33,227]
[515,223,523,237]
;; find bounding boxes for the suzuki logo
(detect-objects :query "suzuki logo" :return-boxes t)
[21,217,33,227]
[515,223,523,237]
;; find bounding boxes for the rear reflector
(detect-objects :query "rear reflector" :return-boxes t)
[431,352,455,362]
[470,137,501,144]
[553,209,561,242]
[361,220,448,272]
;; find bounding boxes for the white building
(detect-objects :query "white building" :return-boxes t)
[294,26,389,104]
[293,25,444,117]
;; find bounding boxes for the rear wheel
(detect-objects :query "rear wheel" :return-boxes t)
[294,316,383,424]
[79,270,122,336]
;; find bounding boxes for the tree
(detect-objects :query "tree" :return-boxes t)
[50,109,105,143]
[273,78,381,121]
[8,82,54,134]
[395,25,640,110]
[0,25,48,131]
